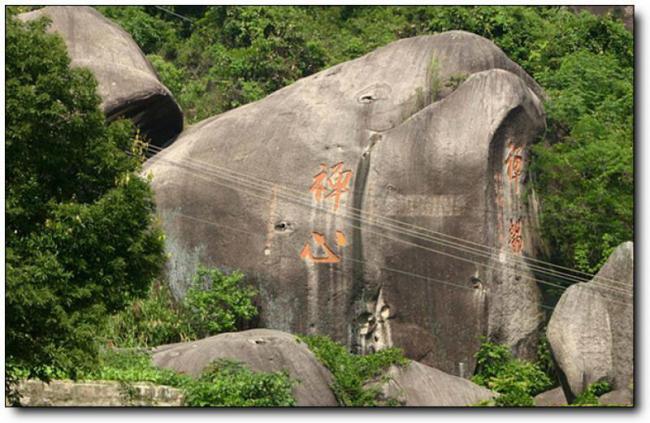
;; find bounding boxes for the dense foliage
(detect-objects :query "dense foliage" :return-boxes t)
[96,5,633,277]
[472,340,553,407]
[5,14,165,379]
[106,266,258,347]
[81,350,295,407]
[300,335,407,406]
[183,359,294,407]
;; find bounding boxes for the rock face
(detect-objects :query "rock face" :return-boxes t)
[152,329,337,406]
[146,31,546,374]
[547,242,633,402]
[13,380,183,407]
[371,361,494,406]
[19,6,183,147]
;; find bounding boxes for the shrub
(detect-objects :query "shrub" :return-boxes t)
[182,267,258,338]
[104,281,190,348]
[472,340,552,407]
[572,381,612,406]
[184,359,295,407]
[299,335,407,406]
[105,266,258,348]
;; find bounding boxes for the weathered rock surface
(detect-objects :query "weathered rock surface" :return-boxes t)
[152,329,337,406]
[370,361,495,406]
[146,31,546,374]
[533,387,567,407]
[12,380,182,407]
[19,6,183,147]
[547,242,633,402]
[598,389,633,406]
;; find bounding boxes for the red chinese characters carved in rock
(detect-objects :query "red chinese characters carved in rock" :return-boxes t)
[300,230,347,264]
[309,162,353,211]
[509,218,523,254]
[504,143,524,181]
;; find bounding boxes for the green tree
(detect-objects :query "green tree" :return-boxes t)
[5,15,165,379]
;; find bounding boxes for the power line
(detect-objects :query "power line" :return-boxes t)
[142,144,632,298]
[144,142,630,290]
[153,6,195,23]
[139,147,632,306]
[142,145,632,299]
[164,207,556,312]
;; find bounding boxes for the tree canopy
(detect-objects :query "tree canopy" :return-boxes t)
[5,14,165,378]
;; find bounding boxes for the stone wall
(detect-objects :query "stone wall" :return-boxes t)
[11,380,183,407]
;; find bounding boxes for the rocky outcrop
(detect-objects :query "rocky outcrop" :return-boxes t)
[146,31,546,374]
[12,380,182,407]
[534,387,567,407]
[152,329,337,406]
[18,6,183,147]
[370,361,494,406]
[547,242,633,403]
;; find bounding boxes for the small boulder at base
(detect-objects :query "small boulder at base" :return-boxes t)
[152,329,337,406]
[18,6,183,147]
[547,242,633,403]
[598,389,633,406]
[369,360,495,406]
[534,387,567,407]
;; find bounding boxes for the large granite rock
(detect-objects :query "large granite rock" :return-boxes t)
[151,329,337,406]
[19,6,183,147]
[371,361,495,406]
[547,242,633,402]
[146,31,546,374]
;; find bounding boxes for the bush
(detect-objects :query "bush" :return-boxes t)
[572,381,612,406]
[5,13,165,379]
[184,359,295,407]
[299,335,407,406]
[104,281,189,348]
[472,340,552,407]
[105,266,257,347]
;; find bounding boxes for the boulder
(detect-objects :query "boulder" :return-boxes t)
[151,329,337,406]
[598,389,633,406]
[19,6,183,147]
[145,31,546,374]
[370,361,495,406]
[547,242,633,402]
[533,387,567,407]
